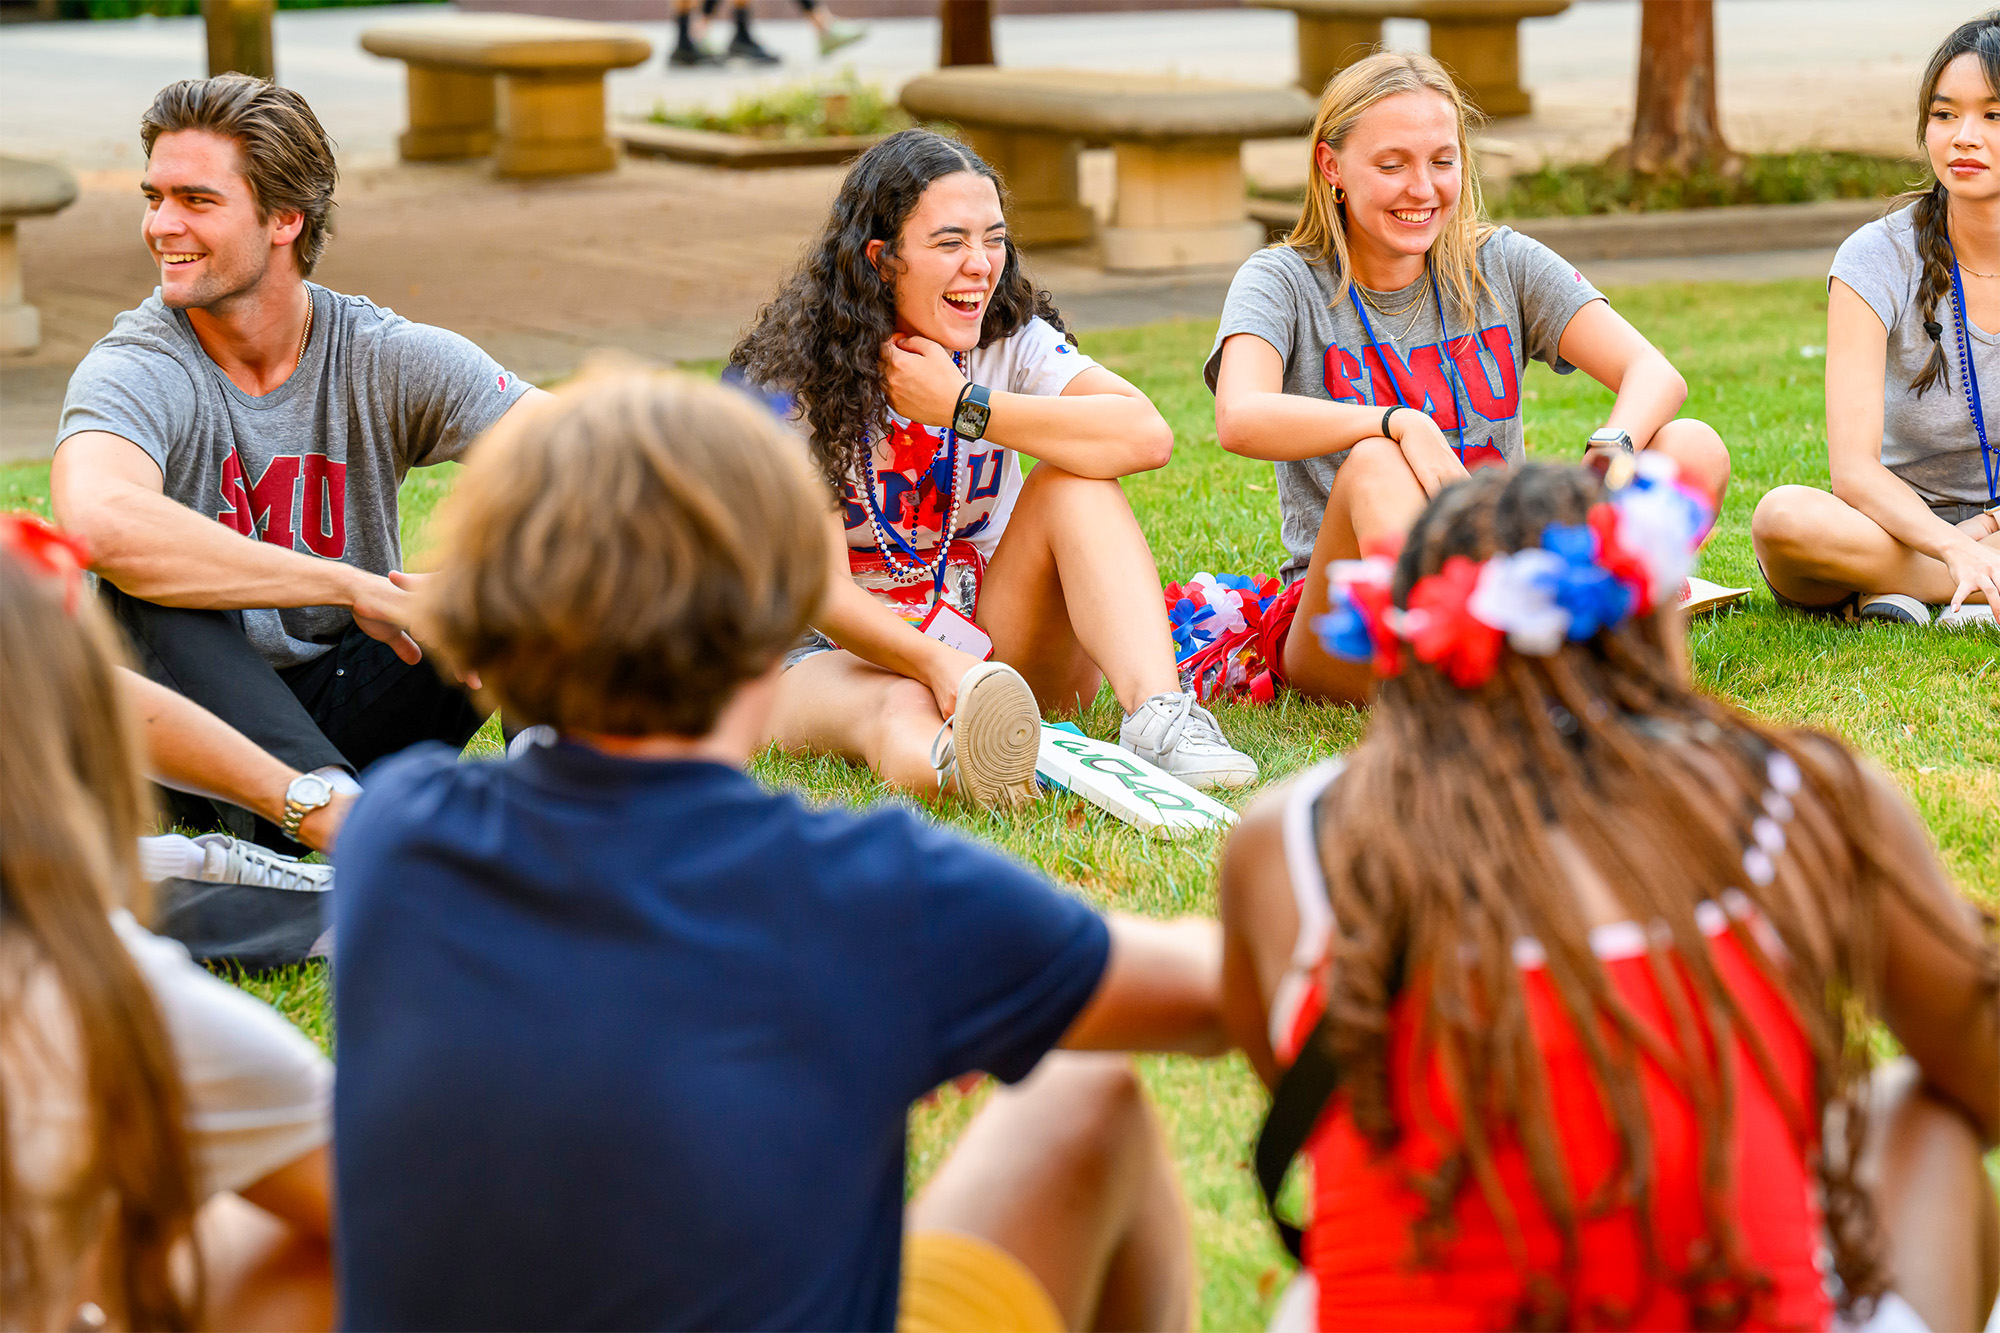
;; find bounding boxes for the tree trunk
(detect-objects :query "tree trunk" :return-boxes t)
[1623,0,1732,176]
[939,0,994,68]
[203,0,275,81]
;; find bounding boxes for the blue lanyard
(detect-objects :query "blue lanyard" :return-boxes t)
[1947,259,2000,504]
[1348,272,1468,460]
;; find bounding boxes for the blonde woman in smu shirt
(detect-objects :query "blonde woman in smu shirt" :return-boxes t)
[1207,52,1731,705]
[731,129,1257,806]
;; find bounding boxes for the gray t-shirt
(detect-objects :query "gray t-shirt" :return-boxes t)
[1830,206,1999,508]
[58,284,530,668]
[1204,228,1604,581]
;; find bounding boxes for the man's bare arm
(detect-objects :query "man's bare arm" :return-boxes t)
[122,670,352,853]
[53,431,424,661]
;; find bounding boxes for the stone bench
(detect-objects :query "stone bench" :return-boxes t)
[899,69,1313,274]
[361,14,652,179]
[0,156,79,355]
[1245,0,1570,118]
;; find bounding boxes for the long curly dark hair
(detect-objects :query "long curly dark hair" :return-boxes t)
[730,128,1069,495]
[1312,465,1999,1328]
[1900,12,2000,397]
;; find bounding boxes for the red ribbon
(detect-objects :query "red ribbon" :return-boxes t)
[1,512,91,615]
[1406,555,1505,688]
[1587,505,1655,615]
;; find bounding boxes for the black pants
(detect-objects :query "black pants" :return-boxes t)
[102,584,486,852]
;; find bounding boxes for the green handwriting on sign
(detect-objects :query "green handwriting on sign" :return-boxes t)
[1046,734,1208,815]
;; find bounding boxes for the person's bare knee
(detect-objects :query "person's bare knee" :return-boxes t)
[1853,1058,1997,1333]
[1651,418,1731,502]
[911,1054,1188,1331]
[868,677,946,793]
[1750,486,1829,574]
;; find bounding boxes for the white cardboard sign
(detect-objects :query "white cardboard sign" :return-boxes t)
[1035,724,1238,838]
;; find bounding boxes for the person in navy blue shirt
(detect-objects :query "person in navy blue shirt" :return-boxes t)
[331,369,1227,1332]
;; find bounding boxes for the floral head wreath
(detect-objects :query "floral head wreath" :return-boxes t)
[1,512,92,616]
[1314,455,1714,689]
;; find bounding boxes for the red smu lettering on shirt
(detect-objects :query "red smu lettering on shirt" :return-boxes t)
[1321,325,1522,427]
[218,450,347,557]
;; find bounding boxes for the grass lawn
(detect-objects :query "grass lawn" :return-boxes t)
[5,277,1994,1329]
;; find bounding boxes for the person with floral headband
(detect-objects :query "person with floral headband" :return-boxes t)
[1218,462,1997,1332]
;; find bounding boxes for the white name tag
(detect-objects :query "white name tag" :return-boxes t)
[917,600,993,658]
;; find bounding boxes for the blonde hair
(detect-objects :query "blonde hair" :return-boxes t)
[425,369,828,738]
[0,543,201,1330]
[1287,51,1495,324]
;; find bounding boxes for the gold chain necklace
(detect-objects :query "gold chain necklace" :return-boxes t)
[1356,282,1426,319]
[295,293,314,371]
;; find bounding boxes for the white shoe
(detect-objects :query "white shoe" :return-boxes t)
[1937,602,1997,631]
[1119,691,1259,790]
[1858,592,1931,625]
[930,662,1041,809]
[190,833,334,892]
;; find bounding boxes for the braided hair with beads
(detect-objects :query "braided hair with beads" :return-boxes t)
[1307,465,1999,1328]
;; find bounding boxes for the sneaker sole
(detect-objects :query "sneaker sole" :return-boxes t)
[1857,593,1931,626]
[953,663,1041,809]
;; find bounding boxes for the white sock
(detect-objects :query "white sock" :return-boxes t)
[136,834,205,884]
[310,765,362,796]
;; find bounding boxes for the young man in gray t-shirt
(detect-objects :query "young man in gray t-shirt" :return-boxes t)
[52,76,543,849]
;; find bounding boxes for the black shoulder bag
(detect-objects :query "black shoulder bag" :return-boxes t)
[1252,1011,1344,1262]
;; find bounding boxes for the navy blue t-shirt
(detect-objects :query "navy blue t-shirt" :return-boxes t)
[332,742,1110,1332]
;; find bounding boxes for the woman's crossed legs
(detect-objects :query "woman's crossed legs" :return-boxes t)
[766,464,1188,797]
[1752,485,1999,610]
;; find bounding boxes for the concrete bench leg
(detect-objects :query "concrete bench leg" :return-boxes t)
[1429,18,1533,119]
[0,221,37,354]
[398,62,496,161]
[1294,13,1382,96]
[495,70,618,178]
[960,127,1094,248]
[1101,140,1263,274]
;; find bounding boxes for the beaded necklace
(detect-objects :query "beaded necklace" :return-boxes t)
[858,349,970,596]
[1947,256,2000,503]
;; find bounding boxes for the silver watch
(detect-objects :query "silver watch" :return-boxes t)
[282,772,334,842]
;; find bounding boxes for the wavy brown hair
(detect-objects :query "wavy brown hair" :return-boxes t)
[1310,466,1998,1328]
[0,543,201,1330]
[729,128,1069,495]
[1896,13,2000,398]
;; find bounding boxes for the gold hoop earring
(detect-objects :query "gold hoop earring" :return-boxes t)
[1333,186,1346,203]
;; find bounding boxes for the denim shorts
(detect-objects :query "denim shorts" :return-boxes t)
[781,630,839,671]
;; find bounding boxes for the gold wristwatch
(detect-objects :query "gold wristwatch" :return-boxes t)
[282,772,335,842]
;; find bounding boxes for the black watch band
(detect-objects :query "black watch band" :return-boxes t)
[952,382,992,442]
[1381,405,1403,439]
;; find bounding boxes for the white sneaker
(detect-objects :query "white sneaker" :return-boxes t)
[1858,592,1931,625]
[930,662,1041,809]
[190,833,334,892]
[1937,602,1997,631]
[1119,691,1259,790]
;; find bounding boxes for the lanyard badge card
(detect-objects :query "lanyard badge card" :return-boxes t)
[918,599,992,658]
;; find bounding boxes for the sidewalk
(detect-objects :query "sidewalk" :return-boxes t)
[0,0,1967,461]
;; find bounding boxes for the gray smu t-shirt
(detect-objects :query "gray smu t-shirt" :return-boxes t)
[59,284,530,668]
[1830,207,1998,508]
[1204,228,1603,581]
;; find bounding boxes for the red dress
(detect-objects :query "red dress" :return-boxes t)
[1270,763,1830,1332]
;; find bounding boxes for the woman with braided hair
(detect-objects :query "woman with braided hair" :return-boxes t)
[1219,462,1998,1331]
[1754,13,2000,629]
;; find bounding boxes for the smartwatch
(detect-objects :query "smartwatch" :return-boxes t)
[1584,427,1634,456]
[951,383,993,442]
[281,771,335,842]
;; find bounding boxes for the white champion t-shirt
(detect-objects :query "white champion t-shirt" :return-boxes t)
[838,317,1098,571]
[1,911,332,1325]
